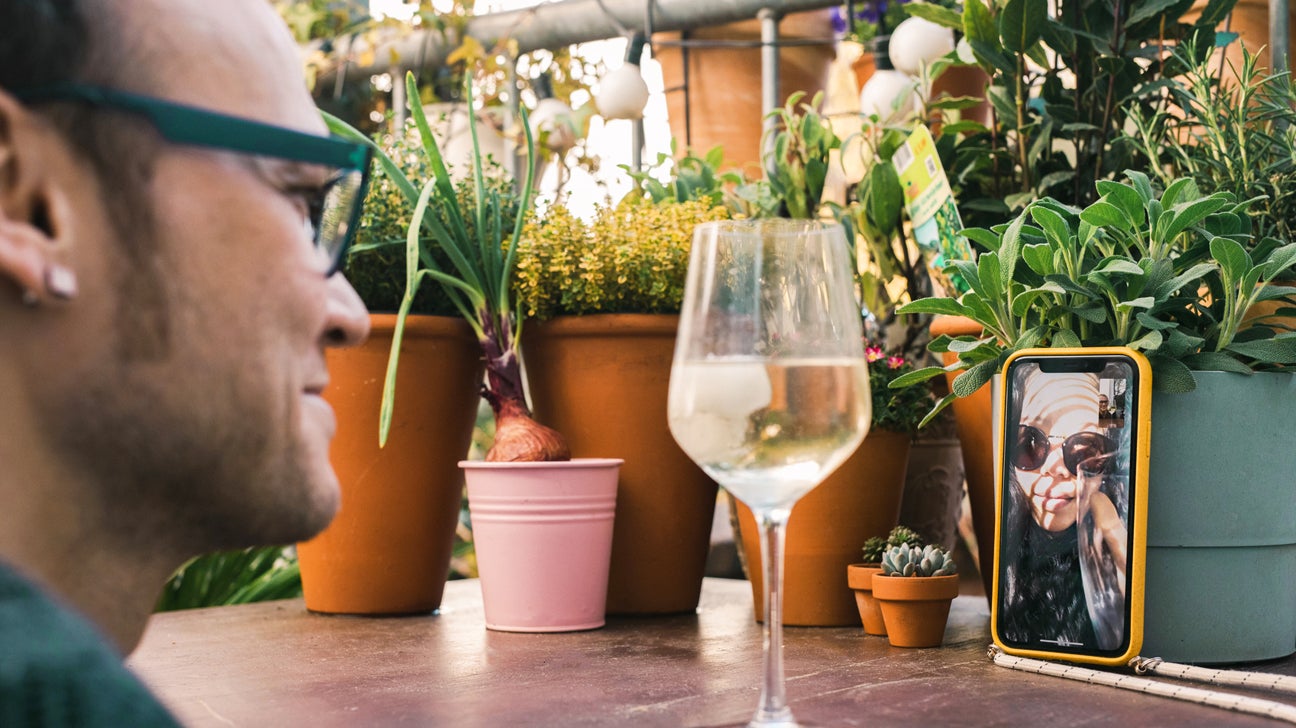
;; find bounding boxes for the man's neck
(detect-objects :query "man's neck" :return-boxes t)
[0,454,185,654]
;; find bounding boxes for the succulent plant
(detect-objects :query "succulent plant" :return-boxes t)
[881,543,958,577]
[862,525,927,564]
[861,536,888,564]
[886,526,924,549]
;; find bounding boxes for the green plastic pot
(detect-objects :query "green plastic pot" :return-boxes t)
[1142,371,1296,663]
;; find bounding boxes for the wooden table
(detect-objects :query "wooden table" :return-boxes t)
[129,578,1296,727]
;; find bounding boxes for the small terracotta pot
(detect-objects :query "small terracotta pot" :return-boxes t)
[872,573,960,647]
[929,315,996,600]
[846,563,886,635]
[462,458,621,633]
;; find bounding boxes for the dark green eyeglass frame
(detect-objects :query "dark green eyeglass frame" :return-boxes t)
[11,83,373,276]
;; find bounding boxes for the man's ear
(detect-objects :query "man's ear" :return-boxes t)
[0,90,78,305]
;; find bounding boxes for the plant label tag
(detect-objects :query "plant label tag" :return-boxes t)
[892,125,974,294]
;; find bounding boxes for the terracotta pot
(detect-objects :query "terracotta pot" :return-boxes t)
[872,573,960,647]
[1242,280,1296,334]
[846,563,886,635]
[463,459,621,633]
[898,413,965,551]
[851,51,877,94]
[929,315,996,600]
[522,314,718,615]
[930,64,992,129]
[298,315,484,615]
[654,10,837,177]
[737,430,912,626]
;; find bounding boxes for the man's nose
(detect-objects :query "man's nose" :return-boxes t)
[322,273,370,347]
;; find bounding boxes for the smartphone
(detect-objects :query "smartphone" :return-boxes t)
[990,347,1150,665]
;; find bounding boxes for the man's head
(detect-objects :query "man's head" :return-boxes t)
[0,0,370,556]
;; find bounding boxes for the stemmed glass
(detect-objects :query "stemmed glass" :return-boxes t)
[668,219,871,727]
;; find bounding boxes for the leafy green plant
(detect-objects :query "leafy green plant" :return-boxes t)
[344,128,520,315]
[1128,44,1296,245]
[622,144,742,209]
[513,197,730,318]
[896,173,1296,421]
[881,542,958,576]
[759,91,842,219]
[904,0,1239,226]
[833,121,939,362]
[155,546,301,612]
[329,72,569,462]
[867,345,937,433]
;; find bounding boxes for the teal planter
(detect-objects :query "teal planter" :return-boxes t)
[1143,371,1296,663]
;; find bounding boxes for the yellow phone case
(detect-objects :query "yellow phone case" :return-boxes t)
[990,347,1151,666]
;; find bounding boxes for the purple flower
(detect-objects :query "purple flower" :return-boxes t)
[856,2,885,25]
[831,7,849,34]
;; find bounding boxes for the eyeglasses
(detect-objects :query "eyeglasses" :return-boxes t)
[12,83,373,277]
[1014,425,1115,476]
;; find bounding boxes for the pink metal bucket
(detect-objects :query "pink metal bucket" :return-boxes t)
[461,458,621,632]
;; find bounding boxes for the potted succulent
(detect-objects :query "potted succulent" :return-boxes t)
[871,542,960,647]
[896,173,1296,662]
[847,526,924,635]
[737,347,935,626]
[331,72,621,633]
[295,128,489,616]
[511,194,730,616]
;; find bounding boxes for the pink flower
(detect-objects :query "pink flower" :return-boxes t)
[865,346,884,363]
[887,355,905,370]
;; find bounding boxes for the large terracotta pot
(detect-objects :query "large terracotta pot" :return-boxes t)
[898,413,965,551]
[737,429,912,626]
[654,9,837,176]
[522,314,719,615]
[929,315,996,600]
[297,315,484,614]
[462,459,621,632]
[930,65,992,129]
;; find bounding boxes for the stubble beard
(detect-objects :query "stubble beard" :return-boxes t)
[42,241,335,561]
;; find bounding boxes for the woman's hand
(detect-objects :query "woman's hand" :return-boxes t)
[1088,492,1127,597]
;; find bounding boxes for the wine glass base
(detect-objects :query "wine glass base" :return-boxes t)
[705,715,813,720]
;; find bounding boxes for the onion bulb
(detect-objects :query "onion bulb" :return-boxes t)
[484,393,571,462]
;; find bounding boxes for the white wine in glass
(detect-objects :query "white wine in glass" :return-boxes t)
[668,220,871,727]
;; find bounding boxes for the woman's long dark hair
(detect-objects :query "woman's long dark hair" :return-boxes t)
[997,366,1097,648]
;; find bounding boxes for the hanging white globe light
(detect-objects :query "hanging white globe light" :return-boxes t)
[596,34,651,121]
[888,17,956,76]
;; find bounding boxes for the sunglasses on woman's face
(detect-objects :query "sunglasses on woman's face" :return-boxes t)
[1014,425,1116,475]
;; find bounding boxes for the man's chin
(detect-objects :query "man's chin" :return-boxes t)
[293,469,342,542]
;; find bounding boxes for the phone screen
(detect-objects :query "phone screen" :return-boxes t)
[995,354,1139,658]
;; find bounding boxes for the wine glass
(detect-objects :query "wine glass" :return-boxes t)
[668,219,871,727]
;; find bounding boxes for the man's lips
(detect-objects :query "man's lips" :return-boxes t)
[303,388,336,436]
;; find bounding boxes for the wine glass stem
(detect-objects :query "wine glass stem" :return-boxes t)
[752,507,795,727]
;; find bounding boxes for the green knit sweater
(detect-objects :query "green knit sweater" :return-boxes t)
[0,562,180,727]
